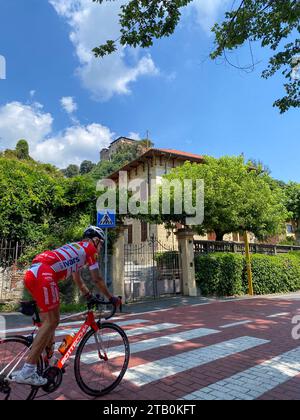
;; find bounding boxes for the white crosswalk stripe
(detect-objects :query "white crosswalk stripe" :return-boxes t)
[182,346,300,400]
[122,336,269,387]
[80,328,220,364]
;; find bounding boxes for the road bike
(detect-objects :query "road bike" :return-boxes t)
[0,297,130,400]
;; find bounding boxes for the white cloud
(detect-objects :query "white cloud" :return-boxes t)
[189,0,231,34]
[0,101,114,168]
[29,90,36,98]
[32,123,113,167]
[0,101,53,150]
[128,132,141,141]
[61,96,78,114]
[49,0,159,101]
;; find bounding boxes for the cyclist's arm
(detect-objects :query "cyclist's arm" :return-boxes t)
[72,272,90,297]
[89,269,112,300]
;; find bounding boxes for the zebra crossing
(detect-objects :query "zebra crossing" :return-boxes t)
[182,347,300,400]
[4,312,300,400]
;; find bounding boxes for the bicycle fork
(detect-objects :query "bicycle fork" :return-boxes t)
[94,331,108,362]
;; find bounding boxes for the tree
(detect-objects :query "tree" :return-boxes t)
[16,139,30,160]
[80,160,96,175]
[62,164,80,178]
[138,139,154,150]
[284,182,300,238]
[143,156,290,241]
[93,0,300,113]
[0,157,65,241]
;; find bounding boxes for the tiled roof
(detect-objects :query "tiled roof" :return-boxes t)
[108,148,203,180]
[155,148,204,160]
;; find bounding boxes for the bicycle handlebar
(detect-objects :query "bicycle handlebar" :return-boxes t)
[87,295,119,320]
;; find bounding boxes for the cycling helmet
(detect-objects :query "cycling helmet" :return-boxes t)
[83,226,105,242]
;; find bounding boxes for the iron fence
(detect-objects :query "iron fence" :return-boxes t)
[194,240,300,256]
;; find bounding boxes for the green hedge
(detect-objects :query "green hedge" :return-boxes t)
[195,253,300,297]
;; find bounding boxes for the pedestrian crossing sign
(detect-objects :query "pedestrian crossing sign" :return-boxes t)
[97,209,116,229]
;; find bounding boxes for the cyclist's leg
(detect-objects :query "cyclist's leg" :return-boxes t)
[27,308,60,365]
[13,265,60,386]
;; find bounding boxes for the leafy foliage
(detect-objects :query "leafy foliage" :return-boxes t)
[92,0,193,57]
[93,0,300,112]
[91,142,147,180]
[195,253,244,296]
[144,156,289,241]
[284,182,300,222]
[211,0,300,113]
[62,164,80,178]
[16,140,30,160]
[195,252,300,297]
[80,160,96,175]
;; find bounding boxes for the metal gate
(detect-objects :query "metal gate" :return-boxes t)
[124,237,182,302]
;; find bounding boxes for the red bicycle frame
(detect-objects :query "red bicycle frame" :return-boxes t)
[56,311,99,369]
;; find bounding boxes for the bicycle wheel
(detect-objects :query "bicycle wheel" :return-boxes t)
[74,322,130,397]
[0,336,43,400]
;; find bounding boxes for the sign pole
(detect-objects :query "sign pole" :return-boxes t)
[244,231,254,296]
[105,228,108,287]
[97,209,116,289]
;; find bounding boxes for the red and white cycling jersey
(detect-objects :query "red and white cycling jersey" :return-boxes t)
[32,241,99,281]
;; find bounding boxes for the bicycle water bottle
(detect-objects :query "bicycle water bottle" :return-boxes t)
[58,333,75,355]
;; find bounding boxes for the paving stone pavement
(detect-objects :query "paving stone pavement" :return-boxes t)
[2,293,300,400]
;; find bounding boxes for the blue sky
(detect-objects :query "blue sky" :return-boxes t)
[0,0,299,182]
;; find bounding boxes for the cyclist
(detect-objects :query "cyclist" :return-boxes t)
[13,226,121,387]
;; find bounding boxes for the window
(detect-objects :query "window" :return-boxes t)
[127,225,133,244]
[141,222,148,242]
[287,224,294,234]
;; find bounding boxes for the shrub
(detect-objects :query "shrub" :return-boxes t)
[195,252,300,297]
[195,253,244,296]
[250,254,300,295]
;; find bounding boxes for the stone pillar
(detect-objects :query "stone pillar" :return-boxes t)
[176,228,197,297]
[111,227,125,299]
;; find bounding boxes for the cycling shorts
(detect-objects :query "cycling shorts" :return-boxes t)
[24,263,60,313]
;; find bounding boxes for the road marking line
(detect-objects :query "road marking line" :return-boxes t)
[220,321,252,329]
[80,327,220,364]
[266,313,290,319]
[182,346,300,400]
[122,336,269,387]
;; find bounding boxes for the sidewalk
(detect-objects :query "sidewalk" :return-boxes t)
[2,292,300,330]
[121,291,300,315]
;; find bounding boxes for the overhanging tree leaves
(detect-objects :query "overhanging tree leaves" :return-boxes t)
[143,156,290,241]
[93,0,300,113]
[211,0,300,113]
[92,0,193,57]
